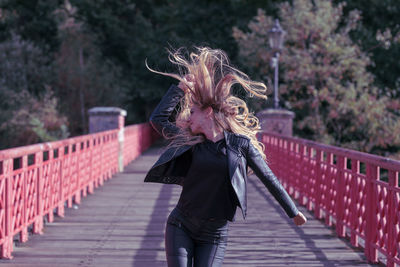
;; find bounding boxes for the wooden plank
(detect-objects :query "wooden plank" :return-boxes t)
[0,143,380,266]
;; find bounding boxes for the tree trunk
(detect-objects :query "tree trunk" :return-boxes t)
[79,47,86,133]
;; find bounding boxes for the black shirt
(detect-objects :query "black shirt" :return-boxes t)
[177,138,238,221]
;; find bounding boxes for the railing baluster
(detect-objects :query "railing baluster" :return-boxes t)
[20,155,28,243]
[75,141,81,205]
[350,158,360,247]
[48,148,54,224]
[387,170,398,267]
[365,163,378,263]
[2,159,13,259]
[57,146,65,218]
[335,155,346,238]
[314,149,323,219]
[325,152,333,227]
[34,150,43,234]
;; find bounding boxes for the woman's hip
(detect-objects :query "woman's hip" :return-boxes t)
[167,207,229,244]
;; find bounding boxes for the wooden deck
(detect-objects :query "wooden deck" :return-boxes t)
[0,141,381,266]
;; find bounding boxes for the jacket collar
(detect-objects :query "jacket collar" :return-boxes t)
[223,130,229,145]
[223,129,235,148]
[153,130,243,169]
[224,130,248,153]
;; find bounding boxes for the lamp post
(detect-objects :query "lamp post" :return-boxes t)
[256,19,294,137]
[268,19,286,109]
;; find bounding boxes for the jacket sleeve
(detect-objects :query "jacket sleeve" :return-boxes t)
[149,84,185,137]
[246,141,299,218]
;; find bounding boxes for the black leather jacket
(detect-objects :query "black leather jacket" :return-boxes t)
[144,84,299,219]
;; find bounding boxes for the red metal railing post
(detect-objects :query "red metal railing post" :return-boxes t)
[65,143,73,209]
[88,139,94,195]
[74,142,81,205]
[81,141,88,198]
[314,149,323,219]
[103,135,109,180]
[271,136,279,182]
[2,159,13,259]
[298,145,311,206]
[350,159,360,247]
[115,132,119,174]
[57,146,65,218]
[306,146,313,211]
[20,155,28,243]
[335,155,346,238]
[387,170,398,267]
[99,136,104,187]
[47,147,54,224]
[365,164,378,263]
[288,139,295,196]
[34,151,43,234]
[138,124,144,155]
[282,138,290,192]
[325,152,334,227]
[290,142,299,199]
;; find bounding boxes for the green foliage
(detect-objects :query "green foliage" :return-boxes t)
[68,0,162,124]
[0,0,399,156]
[0,34,68,149]
[53,0,125,134]
[335,0,400,98]
[0,0,61,53]
[234,0,400,156]
[0,33,54,124]
[1,0,289,137]
[69,0,288,124]
[0,34,54,96]
[0,89,69,149]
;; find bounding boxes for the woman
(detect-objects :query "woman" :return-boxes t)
[144,47,307,267]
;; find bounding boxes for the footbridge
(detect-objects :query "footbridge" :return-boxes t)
[0,123,398,266]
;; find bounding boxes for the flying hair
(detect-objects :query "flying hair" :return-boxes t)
[146,46,269,162]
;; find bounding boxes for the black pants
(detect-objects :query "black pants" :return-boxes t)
[165,207,229,267]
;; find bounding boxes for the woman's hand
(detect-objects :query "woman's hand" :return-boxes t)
[293,212,307,226]
[178,74,195,94]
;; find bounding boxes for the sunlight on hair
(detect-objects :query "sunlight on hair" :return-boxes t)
[146,46,268,162]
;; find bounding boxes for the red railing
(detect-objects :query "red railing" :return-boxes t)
[0,123,158,259]
[123,123,159,166]
[262,132,400,267]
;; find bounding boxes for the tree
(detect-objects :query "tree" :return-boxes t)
[53,0,124,134]
[335,0,400,98]
[69,0,289,124]
[0,0,61,53]
[233,0,400,157]
[0,34,68,149]
[1,89,69,148]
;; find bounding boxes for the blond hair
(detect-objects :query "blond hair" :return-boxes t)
[147,46,268,161]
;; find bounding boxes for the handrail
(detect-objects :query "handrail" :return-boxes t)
[261,132,400,267]
[0,123,158,259]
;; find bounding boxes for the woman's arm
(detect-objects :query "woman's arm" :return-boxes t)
[149,84,185,137]
[246,141,307,225]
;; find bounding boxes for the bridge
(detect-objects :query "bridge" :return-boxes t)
[0,123,398,266]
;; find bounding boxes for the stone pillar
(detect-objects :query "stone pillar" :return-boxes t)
[256,108,295,136]
[88,107,127,172]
